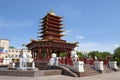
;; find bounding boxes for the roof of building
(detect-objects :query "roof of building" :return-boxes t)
[0,38,10,41]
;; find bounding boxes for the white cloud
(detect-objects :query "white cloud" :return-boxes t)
[76,36,84,39]
[113,44,119,48]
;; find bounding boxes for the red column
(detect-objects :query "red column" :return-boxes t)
[49,48,52,58]
[38,48,42,61]
[67,50,71,59]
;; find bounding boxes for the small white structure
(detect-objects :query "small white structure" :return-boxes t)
[32,62,35,69]
[94,61,104,71]
[2,58,11,65]
[74,61,84,72]
[12,62,15,68]
[95,56,97,60]
[49,53,58,66]
[71,51,84,72]
[109,61,118,70]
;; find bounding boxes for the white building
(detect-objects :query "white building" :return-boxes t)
[7,48,31,58]
[0,38,10,58]
[0,38,31,58]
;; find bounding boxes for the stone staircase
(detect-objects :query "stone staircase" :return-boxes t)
[50,64,120,77]
[103,65,118,73]
[83,64,100,76]
[54,65,78,77]
[56,64,100,77]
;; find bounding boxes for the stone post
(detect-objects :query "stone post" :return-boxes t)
[74,61,84,72]
[72,54,78,67]
[109,61,118,70]
[32,62,35,69]
[12,62,15,68]
[94,61,104,71]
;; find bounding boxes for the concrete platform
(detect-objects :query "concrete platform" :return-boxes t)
[0,71,120,80]
[0,69,62,77]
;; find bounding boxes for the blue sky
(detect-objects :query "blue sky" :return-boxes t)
[0,0,120,53]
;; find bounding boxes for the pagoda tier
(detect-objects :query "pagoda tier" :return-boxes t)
[40,32,64,37]
[38,11,65,42]
[41,19,62,26]
[40,29,63,34]
[42,13,62,20]
[41,23,63,29]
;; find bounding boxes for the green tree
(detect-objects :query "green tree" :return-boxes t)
[114,47,120,58]
[100,52,112,60]
[9,46,15,48]
[113,47,120,66]
[76,51,85,58]
[88,51,101,59]
[59,52,66,57]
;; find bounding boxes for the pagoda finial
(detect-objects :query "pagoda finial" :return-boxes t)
[49,10,56,15]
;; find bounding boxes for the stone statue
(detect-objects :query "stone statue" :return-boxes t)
[19,52,27,69]
[49,53,57,66]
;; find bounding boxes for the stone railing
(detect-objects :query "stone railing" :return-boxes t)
[94,61,104,71]
[109,61,118,70]
[74,61,84,72]
[49,53,84,72]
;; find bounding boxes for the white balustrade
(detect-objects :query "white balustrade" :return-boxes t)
[74,61,84,72]
[94,61,104,71]
[109,61,118,70]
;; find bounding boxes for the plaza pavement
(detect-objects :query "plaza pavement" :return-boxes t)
[0,71,120,80]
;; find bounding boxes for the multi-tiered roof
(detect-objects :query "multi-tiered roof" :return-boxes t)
[38,11,66,42]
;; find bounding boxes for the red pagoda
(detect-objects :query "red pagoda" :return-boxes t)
[26,11,78,61]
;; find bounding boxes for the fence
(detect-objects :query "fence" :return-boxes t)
[34,57,109,66]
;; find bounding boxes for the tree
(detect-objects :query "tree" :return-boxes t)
[100,52,112,60]
[9,46,15,48]
[113,47,120,66]
[114,47,120,58]
[88,51,101,59]
[59,52,66,57]
[76,51,85,58]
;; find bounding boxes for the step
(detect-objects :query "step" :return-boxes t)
[103,65,115,73]
[83,64,100,76]
[55,65,78,77]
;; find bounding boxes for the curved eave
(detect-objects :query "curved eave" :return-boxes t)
[41,24,63,29]
[41,13,62,20]
[40,33,64,37]
[45,32,65,36]
[40,28,64,33]
[41,20,63,26]
[48,13,62,19]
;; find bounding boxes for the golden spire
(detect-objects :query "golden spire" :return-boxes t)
[48,10,56,15]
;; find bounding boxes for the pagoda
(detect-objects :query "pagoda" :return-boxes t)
[26,11,78,61]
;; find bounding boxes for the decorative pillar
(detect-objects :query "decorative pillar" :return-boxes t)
[46,48,49,61]
[38,48,42,60]
[49,48,52,58]
[74,61,84,72]
[31,50,34,58]
[109,61,118,70]
[67,49,71,59]
[33,51,35,61]
[94,61,104,71]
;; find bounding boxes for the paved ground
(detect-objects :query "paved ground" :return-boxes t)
[0,71,120,80]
